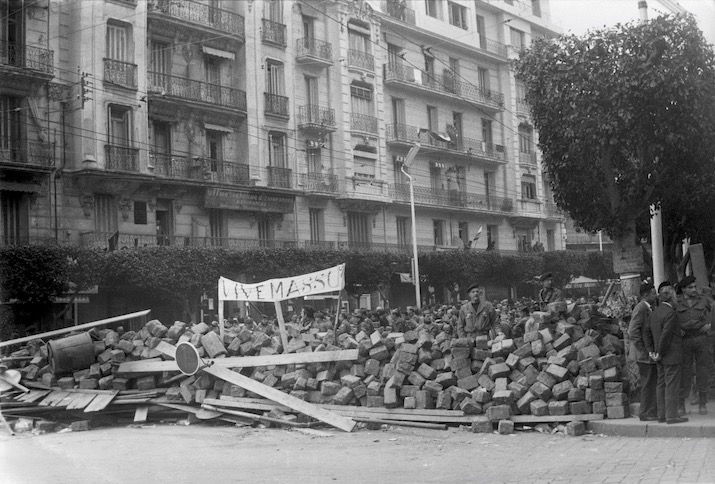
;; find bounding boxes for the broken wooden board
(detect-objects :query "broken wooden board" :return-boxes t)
[84,391,119,413]
[15,390,51,403]
[156,341,356,432]
[39,390,70,407]
[510,414,604,423]
[66,392,98,410]
[133,405,149,423]
[116,349,359,376]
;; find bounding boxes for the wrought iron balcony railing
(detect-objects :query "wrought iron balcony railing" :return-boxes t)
[296,38,332,63]
[480,38,508,58]
[152,0,245,38]
[150,153,192,179]
[0,140,55,167]
[148,72,247,111]
[105,145,140,171]
[0,42,53,75]
[384,63,504,109]
[351,113,378,134]
[193,158,251,184]
[262,18,287,47]
[299,172,339,193]
[348,49,374,71]
[104,59,138,89]
[386,124,507,162]
[264,92,289,117]
[298,105,336,129]
[389,183,514,212]
[267,166,293,189]
[519,151,537,165]
[80,232,296,250]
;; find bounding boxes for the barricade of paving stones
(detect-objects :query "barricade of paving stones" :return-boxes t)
[8,302,629,422]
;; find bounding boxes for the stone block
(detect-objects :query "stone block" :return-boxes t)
[457,374,481,391]
[498,420,514,434]
[588,374,604,390]
[408,371,427,388]
[597,354,619,370]
[366,396,385,408]
[471,387,491,404]
[548,400,569,416]
[451,347,471,360]
[585,388,605,403]
[488,362,511,380]
[477,374,495,391]
[415,390,435,409]
[369,345,391,361]
[530,382,552,401]
[400,385,418,398]
[605,382,624,393]
[505,353,520,368]
[545,364,569,383]
[516,391,538,414]
[417,363,437,380]
[593,401,607,414]
[460,397,482,415]
[553,334,571,351]
[435,372,457,389]
[471,418,494,433]
[537,371,557,389]
[508,381,528,400]
[606,405,629,419]
[530,399,549,416]
[423,380,443,397]
[568,388,585,402]
[492,390,514,405]
[531,340,545,357]
[321,381,341,396]
[603,367,619,382]
[333,387,355,406]
[570,401,591,415]
[566,421,586,436]
[383,387,398,408]
[577,344,601,361]
[552,380,573,401]
[486,404,511,421]
[605,392,628,407]
[474,336,489,349]
[436,391,452,409]
[403,396,416,409]
[69,420,91,432]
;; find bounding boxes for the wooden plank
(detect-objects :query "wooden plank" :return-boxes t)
[39,390,68,407]
[66,393,98,410]
[54,392,79,407]
[510,414,604,423]
[273,301,290,353]
[16,390,50,403]
[57,388,117,395]
[84,391,119,412]
[156,341,356,432]
[0,310,151,348]
[116,349,359,375]
[133,405,149,423]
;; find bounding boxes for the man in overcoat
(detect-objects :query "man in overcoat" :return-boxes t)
[628,282,658,420]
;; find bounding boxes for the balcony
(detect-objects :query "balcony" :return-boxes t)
[0,42,53,77]
[479,38,508,58]
[296,38,333,66]
[264,93,289,118]
[150,153,192,179]
[347,49,374,71]
[390,183,514,212]
[105,145,140,172]
[80,232,296,250]
[519,151,537,166]
[266,166,293,189]
[386,124,507,163]
[262,18,287,47]
[351,113,378,134]
[0,140,55,169]
[104,59,138,89]
[381,0,415,25]
[298,105,336,132]
[150,0,245,40]
[192,158,251,185]
[383,63,504,111]
[148,72,247,113]
[299,172,339,194]
[519,198,542,214]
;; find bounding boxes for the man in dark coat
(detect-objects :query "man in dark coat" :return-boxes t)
[628,282,658,421]
[644,282,688,424]
[455,283,504,341]
[675,275,713,415]
[537,272,563,312]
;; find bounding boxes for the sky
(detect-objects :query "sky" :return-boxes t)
[549,0,715,44]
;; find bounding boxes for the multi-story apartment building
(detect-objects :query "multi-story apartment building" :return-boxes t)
[1,0,563,314]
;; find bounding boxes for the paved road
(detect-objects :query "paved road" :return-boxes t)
[1,423,714,483]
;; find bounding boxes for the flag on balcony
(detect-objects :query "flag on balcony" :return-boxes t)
[418,128,451,143]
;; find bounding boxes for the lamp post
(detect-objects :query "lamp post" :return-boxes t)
[400,143,422,310]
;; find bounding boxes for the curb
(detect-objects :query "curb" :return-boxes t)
[587,417,715,438]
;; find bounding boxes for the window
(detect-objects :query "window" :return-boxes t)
[268,132,287,167]
[150,41,169,74]
[209,209,226,246]
[521,175,537,200]
[477,67,490,91]
[207,130,223,174]
[430,164,442,190]
[204,55,221,86]
[1,191,28,246]
[133,201,147,225]
[305,76,318,107]
[348,29,370,54]
[107,22,130,62]
[427,106,438,132]
[484,171,493,197]
[396,216,409,247]
[392,97,405,126]
[424,55,434,76]
[0,96,20,160]
[354,156,375,178]
[347,212,371,248]
[516,229,531,252]
[258,218,274,247]
[448,2,468,29]
[532,0,541,18]
[425,0,439,18]
[510,27,525,50]
[481,118,493,146]
[95,194,117,234]
[350,83,373,116]
[108,105,132,147]
[476,15,486,48]
[306,148,321,174]
[266,60,285,95]
[387,43,402,66]
[433,219,445,246]
[309,208,324,244]
[486,225,498,250]
[266,0,283,22]
[519,124,533,153]
[452,112,463,140]
[302,15,315,39]
[458,221,468,245]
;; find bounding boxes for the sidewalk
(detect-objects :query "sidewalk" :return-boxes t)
[588,402,715,437]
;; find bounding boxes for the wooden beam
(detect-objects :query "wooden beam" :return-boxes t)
[510,414,604,423]
[273,301,290,352]
[118,349,359,375]
[0,310,152,348]
[156,341,356,432]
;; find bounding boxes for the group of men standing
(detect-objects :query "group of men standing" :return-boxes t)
[629,275,713,424]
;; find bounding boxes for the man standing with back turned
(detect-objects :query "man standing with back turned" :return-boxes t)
[644,283,688,424]
[628,282,658,421]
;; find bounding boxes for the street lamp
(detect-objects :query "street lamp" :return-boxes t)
[400,143,422,310]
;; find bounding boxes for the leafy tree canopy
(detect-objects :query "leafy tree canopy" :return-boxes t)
[515,14,715,248]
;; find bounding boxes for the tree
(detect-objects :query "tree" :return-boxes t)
[515,14,715,294]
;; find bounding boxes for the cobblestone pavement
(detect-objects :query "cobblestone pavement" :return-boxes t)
[1,424,714,483]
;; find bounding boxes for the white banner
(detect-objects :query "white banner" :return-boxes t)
[218,264,345,302]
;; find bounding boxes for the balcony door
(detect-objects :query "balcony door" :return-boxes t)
[305,76,318,123]
[207,131,223,178]
[156,199,174,246]
[150,41,170,91]
[392,97,405,138]
[209,209,226,246]
[266,0,283,23]
[302,15,314,40]
[347,212,371,249]
[95,194,117,235]
[0,1,22,65]
[0,96,20,162]
[204,56,221,103]
[1,191,28,246]
[151,121,170,170]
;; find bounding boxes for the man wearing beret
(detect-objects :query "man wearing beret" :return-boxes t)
[538,272,563,312]
[456,283,504,341]
[675,275,713,415]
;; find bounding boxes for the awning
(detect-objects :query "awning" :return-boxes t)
[204,123,233,134]
[202,46,235,60]
[0,181,42,193]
